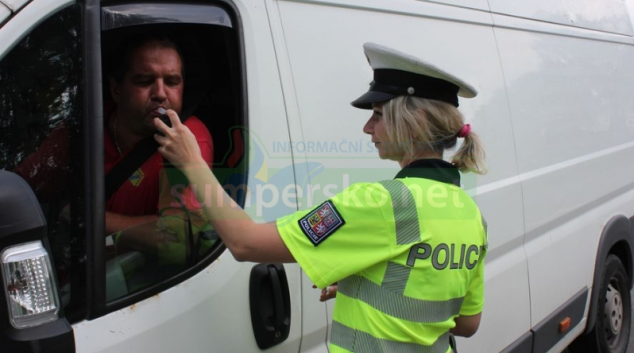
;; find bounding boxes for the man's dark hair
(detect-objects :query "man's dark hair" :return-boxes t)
[106,33,185,83]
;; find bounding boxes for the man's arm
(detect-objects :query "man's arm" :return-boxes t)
[105,211,159,235]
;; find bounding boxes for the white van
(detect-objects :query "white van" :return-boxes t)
[0,1,633,352]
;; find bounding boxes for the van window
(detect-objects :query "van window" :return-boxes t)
[101,4,246,305]
[0,5,86,323]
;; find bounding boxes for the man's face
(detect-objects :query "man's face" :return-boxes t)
[110,44,184,135]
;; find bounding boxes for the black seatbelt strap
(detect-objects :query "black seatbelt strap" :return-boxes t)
[105,137,158,202]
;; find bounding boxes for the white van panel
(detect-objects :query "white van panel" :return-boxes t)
[298,272,330,353]
[0,5,9,25]
[0,0,30,12]
[0,0,72,59]
[419,0,490,12]
[461,183,529,352]
[520,147,634,324]
[275,1,530,352]
[494,23,634,223]
[494,16,634,325]
[75,261,302,352]
[489,0,634,36]
[273,0,501,171]
[494,22,634,169]
[275,0,493,26]
[627,0,634,29]
[262,3,331,351]
[492,13,634,45]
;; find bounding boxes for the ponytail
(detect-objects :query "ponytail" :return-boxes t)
[452,131,487,174]
[382,96,487,174]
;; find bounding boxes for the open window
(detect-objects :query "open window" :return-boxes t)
[100,3,247,307]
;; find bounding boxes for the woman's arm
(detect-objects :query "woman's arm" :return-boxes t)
[154,110,294,263]
[450,312,482,337]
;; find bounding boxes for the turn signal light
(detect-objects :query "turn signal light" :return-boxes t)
[1,241,60,328]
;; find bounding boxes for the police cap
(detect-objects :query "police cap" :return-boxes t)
[351,42,477,109]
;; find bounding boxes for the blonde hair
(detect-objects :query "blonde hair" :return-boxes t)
[381,96,487,174]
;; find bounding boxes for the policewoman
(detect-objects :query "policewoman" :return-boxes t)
[154,42,489,353]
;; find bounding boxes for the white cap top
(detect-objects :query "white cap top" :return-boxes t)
[351,42,477,109]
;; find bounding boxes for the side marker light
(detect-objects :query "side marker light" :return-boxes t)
[559,317,571,333]
[1,241,60,329]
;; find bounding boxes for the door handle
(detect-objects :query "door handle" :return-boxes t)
[249,263,291,349]
[267,266,287,327]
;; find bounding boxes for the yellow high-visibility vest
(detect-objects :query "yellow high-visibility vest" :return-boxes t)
[278,159,488,353]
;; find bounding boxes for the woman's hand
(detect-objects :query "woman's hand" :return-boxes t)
[154,109,205,168]
[313,283,338,302]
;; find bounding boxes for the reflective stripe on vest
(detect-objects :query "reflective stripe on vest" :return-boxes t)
[331,321,451,353]
[337,274,464,323]
[382,261,410,294]
[379,180,420,245]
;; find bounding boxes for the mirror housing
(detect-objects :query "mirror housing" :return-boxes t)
[0,171,75,352]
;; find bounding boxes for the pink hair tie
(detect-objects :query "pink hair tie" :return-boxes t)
[458,124,471,138]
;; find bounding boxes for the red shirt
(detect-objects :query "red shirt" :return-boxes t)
[105,116,213,216]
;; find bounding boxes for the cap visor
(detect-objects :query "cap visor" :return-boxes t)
[350,91,396,110]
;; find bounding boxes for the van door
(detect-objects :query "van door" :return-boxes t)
[0,1,306,352]
[77,2,303,352]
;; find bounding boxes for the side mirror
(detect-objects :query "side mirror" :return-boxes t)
[0,170,75,352]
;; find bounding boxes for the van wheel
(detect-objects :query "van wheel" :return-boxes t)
[570,255,631,353]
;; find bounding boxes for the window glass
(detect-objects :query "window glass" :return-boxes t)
[0,5,85,321]
[101,23,238,302]
[106,210,219,301]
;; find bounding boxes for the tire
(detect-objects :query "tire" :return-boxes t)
[570,255,631,353]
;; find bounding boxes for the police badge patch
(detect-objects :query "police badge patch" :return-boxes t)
[298,201,345,246]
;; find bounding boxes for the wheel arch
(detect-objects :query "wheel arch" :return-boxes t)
[585,215,633,334]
